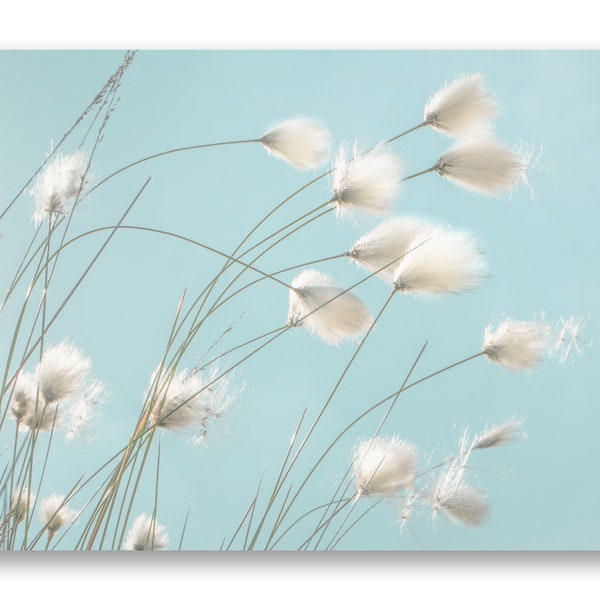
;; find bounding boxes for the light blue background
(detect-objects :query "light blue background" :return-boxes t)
[0,50,598,550]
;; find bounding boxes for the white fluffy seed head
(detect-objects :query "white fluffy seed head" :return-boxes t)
[353,436,417,499]
[393,226,487,295]
[483,318,548,371]
[260,117,331,170]
[287,269,373,345]
[331,144,403,217]
[434,139,526,197]
[11,487,36,524]
[472,417,526,450]
[31,150,90,225]
[347,216,428,284]
[36,340,91,404]
[10,371,38,424]
[123,513,169,551]
[39,494,77,540]
[433,482,490,528]
[424,73,498,138]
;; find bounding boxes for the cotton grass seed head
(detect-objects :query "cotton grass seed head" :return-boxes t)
[40,494,77,542]
[36,340,91,404]
[472,417,526,450]
[31,150,90,225]
[353,435,417,500]
[393,226,487,296]
[483,318,548,371]
[424,73,498,139]
[11,487,36,524]
[347,216,428,285]
[287,269,373,345]
[331,144,403,217]
[434,139,526,197]
[123,513,169,551]
[260,117,331,170]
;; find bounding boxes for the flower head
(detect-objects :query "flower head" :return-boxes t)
[331,144,403,217]
[353,435,417,499]
[260,117,331,170]
[424,73,498,138]
[393,226,486,295]
[36,340,91,404]
[431,461,489,528]
[483,318,548,371]
[434,139,526,197]
[287,270,373,345]
[39,494,77,542]
[123,513,169,551]
[147,364,236,443]
[472,417,526,450]
[31,150,90,225]
[11,487,36,524]
[347,217,428,284]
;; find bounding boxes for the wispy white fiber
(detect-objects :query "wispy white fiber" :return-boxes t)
[483,318,548,371]
[11,487,36,524]
[331,144,403,217]
[260,117,331,170]
[550,314,589,365]
[287,269,373,345]
[347,216,428,284]
[393,226,486,295]
[123,513,169,551]
[31,150,90,225]
[424,73,498,138]
[431,462,489,528]
[353,435,417,499]
[39,494,77,542]
[472,417,526,450]
[434,139,526,197]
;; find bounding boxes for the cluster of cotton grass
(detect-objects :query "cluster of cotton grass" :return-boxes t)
[0,56,587,551]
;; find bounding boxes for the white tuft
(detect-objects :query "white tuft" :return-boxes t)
[36,340,91,404]
[39,494,77,541]
[287,269,373,345]
[260,117,331,170]
[483,318,548,371]
[347,216,428,284]
[424,73,498,138]
[393,226,487,295]
[123,513,169,551]
[331,144,403,217]
[472,417,526,450]
[31,150,90,225]
[432,461,489,528]
[11,487,36,524]
[147,363,236,443]
[435,139,526,197]
[353,435,417,499]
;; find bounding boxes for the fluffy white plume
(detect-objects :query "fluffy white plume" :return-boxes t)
[331,144,403,216]
[260,117,331,170]
[347,216,428,284]
[287,269,373,345]
[31,150,90,225]
[431,460,489,528]
[434,139,526,197]
[123,513,169,551]
[483,318,548,371]
[472,417,526,450]
[424,73,498,138]
[353,436,417,499]
[11,487,36,524]
[39,494,77,541]
[147,364,236,443]
[36,340,91,404]
[393,226,486,295]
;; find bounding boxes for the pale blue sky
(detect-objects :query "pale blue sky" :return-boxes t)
[0,50,598,551]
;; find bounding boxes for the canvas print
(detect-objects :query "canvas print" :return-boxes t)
[0,50,596,551]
